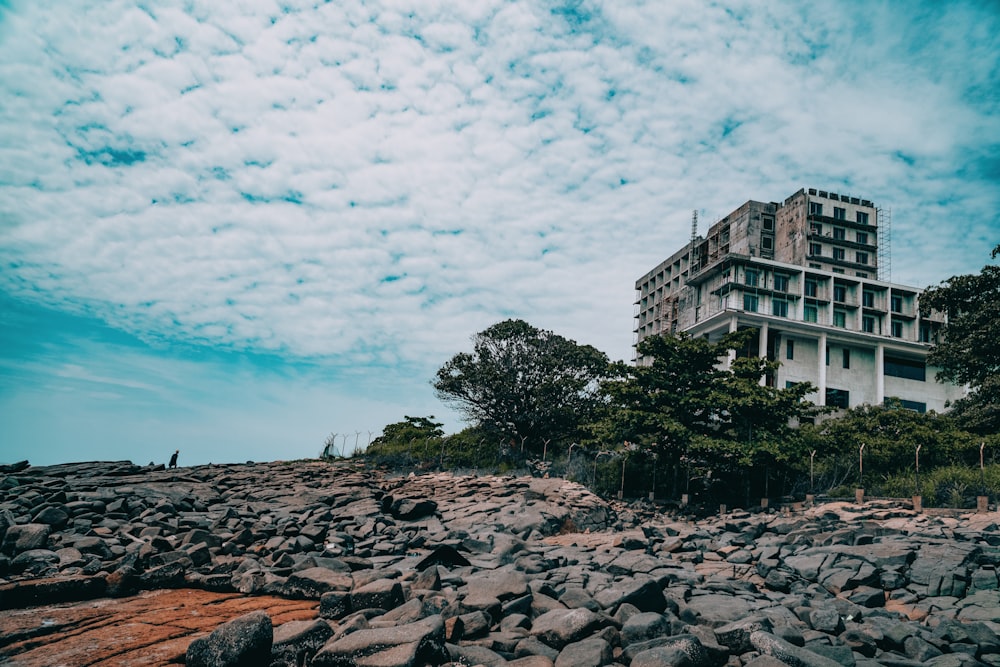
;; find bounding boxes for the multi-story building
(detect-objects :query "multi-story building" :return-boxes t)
[634,187,966,413]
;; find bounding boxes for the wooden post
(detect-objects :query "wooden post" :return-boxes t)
[855,488,865,505]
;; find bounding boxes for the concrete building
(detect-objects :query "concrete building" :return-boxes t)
[634,187,966,413]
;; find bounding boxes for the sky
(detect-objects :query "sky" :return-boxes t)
[1,0,998,467]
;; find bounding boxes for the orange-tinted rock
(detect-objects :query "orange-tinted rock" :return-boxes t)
[0,588,316,666]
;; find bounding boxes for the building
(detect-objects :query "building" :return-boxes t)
[633,187,966,413]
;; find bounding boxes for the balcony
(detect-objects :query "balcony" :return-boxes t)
[807,212,877,233]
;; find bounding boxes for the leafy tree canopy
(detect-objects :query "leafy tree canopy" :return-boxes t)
[920,244,1000,433]
[597,330,816,467]
[369,416,444,450]
[433,319,610,453]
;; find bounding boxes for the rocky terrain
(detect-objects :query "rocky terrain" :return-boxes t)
[1,459,999,667]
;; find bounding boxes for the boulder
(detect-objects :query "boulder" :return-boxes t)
[311,615,448,667]
[186,610,273,667]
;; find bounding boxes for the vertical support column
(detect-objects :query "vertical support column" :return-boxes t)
[726,315,738,369]
[758,321,769,386]
[875,343,885,405]
[817,332,827,406]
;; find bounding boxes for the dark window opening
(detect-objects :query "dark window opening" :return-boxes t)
[826,387,850,408]
[885,355,925,381]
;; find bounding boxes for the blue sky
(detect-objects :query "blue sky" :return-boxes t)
[1,0,998,466]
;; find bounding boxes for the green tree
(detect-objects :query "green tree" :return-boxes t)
[365,416,445,466]
[811,402,978,494]
[920,244,1000,434]
[595,330,816,502]
[433,319,610,455]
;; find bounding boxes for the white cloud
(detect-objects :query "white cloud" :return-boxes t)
[0,0,997,382]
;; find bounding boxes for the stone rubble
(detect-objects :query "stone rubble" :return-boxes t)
[0,458,999,666]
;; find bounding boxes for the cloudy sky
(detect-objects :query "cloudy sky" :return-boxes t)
[1,0,998,466]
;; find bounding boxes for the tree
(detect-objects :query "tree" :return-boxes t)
[365,416,445,467]
[595,330,816,502]
[920,244,1000,433]
[433,319,610,454]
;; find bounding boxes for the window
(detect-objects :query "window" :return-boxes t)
[833,248,845,261]
[786,339,795,360]
[862,290,874,308]
[891,295,903,313]
[810,202,823,216]
[891,320,903,337]
[774,274,789,292]
[885,355,926,381]
[862,315,875,333]
[856,272,868,278]
[833,285,846,302]
[761,235,773,250]
[810,223,822,234]
[856,231,869,245]
[826,345,830,365]
[743,294,758,312]
[804,305,818,322]
[833,207,846,220]
[809,243,822,257]
[857,211,869,225]
[832,268,845,274]
[772,299,788,317]
[833,227,846,240]
[843,348,851,369]
[826,388,850,409]
[919,323,934,343]
[896,399,927,413]
[745,269,759,287]
[833,310,846,328]
[856,252,868,265]
[762,216,774,231]
[804,280,818,297]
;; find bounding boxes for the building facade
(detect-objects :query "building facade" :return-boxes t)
[634,188,965,413]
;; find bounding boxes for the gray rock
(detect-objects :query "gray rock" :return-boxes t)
[351,578,404,612]
[186,610,273,667]
[1,523,50,554]
[271,619,333,667]
[311,614,447,667]
[715,615,774,654]
[531,607,604,649]
[621,611,670,646]
[278,566,353,599]
[446,642,507,667]
[750,630,844,667]
[554,636,612,667]
[593,576,668,613]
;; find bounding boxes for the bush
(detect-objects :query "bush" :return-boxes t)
[877,464,1000,507]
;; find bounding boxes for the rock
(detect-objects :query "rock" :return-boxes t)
[531,607,604,649]
[186,610,273,667]
[1,523,50,554]
[271,619,333,667]
[621,611,671,646]
[750,630,844,667]
[351,578,405,612]
[277,567,353,599]
[311,615,448,667]
[593,576,668,613]
[715,615,775,654]
[554,636,612,667]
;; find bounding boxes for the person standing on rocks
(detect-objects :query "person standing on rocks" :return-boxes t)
[169,450,179,468]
